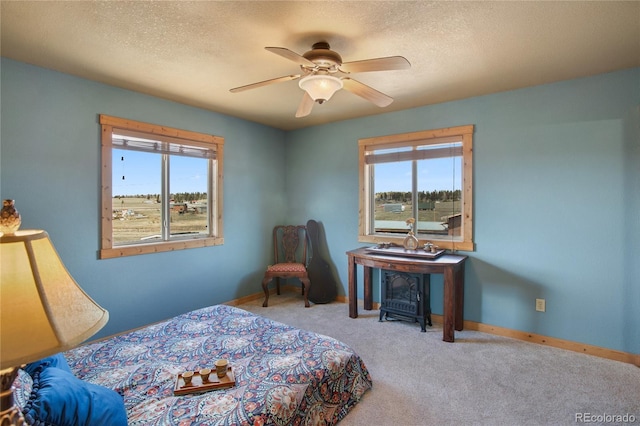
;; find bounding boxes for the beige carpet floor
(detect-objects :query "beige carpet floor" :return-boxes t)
[236,291,640,426]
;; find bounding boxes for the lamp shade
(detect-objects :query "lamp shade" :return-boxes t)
[0,230,109,369]
[298,75,343,102]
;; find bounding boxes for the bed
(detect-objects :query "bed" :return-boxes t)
[14,304,372,425]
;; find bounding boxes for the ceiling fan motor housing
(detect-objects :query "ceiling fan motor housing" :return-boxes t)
[303,42,343,71]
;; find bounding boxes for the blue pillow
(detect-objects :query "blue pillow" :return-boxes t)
[24,353,72,377]
[22,366,127,426]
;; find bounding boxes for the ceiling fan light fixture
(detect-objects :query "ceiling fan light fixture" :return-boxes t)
[298,75,343,103]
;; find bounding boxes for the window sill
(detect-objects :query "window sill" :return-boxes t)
[100,236,223,259]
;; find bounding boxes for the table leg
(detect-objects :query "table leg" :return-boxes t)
[443,266,455,342]
[348,255,358,318]
[454,263,465,331]
[363,266,373,311]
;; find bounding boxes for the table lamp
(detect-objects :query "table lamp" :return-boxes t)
[0,226,109,425]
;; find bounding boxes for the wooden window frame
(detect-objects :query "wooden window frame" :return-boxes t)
[99,115,224,259]
[358,125,474,252]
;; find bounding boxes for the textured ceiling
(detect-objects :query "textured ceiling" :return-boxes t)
[1,1,639,131]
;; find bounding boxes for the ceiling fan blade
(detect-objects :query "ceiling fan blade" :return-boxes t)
[342,78,394,107]
[265,47,317,67]
[229,74,301,93]
[340,56,410,73]
[295,92,315,118]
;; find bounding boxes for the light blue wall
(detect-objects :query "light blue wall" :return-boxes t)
[285,68,640,355]
[623,96,640,353]
[2,57,638,355]
[0,58,288,339]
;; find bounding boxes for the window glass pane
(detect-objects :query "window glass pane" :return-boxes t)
[371,143,463,238]
[169,156,209,238]
[373,160,412,234]
[416,153,462,240]
[112,149,162,245]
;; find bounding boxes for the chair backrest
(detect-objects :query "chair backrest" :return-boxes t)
[273,225,308,265]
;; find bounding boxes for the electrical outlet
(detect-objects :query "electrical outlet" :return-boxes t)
[535,298,546,312]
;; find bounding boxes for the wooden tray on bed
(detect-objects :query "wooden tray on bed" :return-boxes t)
[174,366,235,395]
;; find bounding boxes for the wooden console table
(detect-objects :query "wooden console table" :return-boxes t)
[346,247,467,342]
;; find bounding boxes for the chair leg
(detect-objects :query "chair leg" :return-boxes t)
[262,276,272,307]
[276,277,281,295]
[300,277,311,308]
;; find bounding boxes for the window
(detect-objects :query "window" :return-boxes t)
[358,125,474,251]
[100,115,224,258]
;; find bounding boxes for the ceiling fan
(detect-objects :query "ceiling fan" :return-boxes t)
[229,41,411,118]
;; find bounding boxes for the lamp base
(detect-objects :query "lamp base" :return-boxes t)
[0,368,25,426]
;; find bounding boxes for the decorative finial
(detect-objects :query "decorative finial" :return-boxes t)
[0,199,22,235]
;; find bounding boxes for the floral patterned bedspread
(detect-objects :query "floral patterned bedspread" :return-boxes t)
[62,305,372,425]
